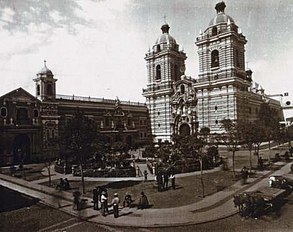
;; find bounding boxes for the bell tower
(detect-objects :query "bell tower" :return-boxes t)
[33,60,57,101]
[194,2,251,133]
[143,23,187,143]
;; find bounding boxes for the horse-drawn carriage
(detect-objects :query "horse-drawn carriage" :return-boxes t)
[233,186,286,219]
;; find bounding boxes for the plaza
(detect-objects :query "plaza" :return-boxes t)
[1,1,293,231]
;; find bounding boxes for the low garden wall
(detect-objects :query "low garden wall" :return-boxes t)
[55,162,136,177]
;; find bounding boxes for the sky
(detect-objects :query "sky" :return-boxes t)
[1,0,293,117]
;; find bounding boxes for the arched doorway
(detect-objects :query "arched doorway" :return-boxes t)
[179,124,191,136]
[12,134,30,164]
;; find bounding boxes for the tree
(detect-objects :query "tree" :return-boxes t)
[173,134,205,197]
[60,108,98,194]
[218,119,243,178]
[258,102,281,149]
[239,120,265,171]
[200,127,210,145]
[45,137,59,186]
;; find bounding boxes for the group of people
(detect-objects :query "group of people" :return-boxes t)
[156,171,175,192]
[56,178,70,191]
[92,186,150,218]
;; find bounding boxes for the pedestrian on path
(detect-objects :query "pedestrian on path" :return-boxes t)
[169,173,176,190]
[156,171,163,192]
[64,178,70,190]
[56,178,64,191]
[163,173,169,190]
[144,170,148,181]
[241,166,249,185]
[73,191,81,210]
[96,186,102,209]
[93,188,98,210]
[137,166,142,177]
[111,193,120,218]
[101,191,108,216]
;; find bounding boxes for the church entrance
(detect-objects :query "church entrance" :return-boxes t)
[179,124,191,136]
[12,134,30,164]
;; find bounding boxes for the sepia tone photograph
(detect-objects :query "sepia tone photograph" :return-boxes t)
[1,0,293,231]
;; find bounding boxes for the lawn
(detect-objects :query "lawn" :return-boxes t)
[44,170,237,209]
[0,204,73,232]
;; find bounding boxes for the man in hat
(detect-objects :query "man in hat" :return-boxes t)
[101,191,108,216]
[111,193,120,218]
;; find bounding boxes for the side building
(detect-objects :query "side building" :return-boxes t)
[0,62,150,166]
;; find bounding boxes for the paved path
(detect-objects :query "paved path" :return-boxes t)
[1,161,292,228]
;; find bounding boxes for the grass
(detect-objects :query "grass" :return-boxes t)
[45,170,238,209]
[0,204,73,232]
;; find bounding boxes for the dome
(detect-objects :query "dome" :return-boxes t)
[155,24,177,45]
[208,1,235,27]
[209,13,235,27]
[39,60,53,75]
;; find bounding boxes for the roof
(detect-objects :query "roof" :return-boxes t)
[155,24,177,45]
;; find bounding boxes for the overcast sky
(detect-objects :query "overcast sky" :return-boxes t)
[1,0,293,117]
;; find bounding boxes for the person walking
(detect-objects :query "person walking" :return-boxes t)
[241,166,249,185]
[56,178,64,190]
[64,178,70,190]
[93,188,98,210]
[101,191,108,216]
[136,166,142,177]
[163,173,169,190]
[169,173,176,190]
[144,170,148,181]
[111,193,120,218]
[157,171,163,192]
[72,191,81,210]
[96,186,102,210]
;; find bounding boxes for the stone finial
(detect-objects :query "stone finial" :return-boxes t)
[215,1,226,13]
[161,24,170,34]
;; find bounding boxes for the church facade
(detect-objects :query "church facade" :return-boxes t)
[143,2,283,142]
[0,62,150,166]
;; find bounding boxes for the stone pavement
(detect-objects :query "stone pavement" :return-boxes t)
[0,161,292,228]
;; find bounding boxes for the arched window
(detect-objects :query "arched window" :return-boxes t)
[0,107,7,117]
[47,84,53,96]
[33,109,39,118]
[212,26,217,36]
[211,50,219,68]
[36,85,40,96]
[157,45,161,52]
[180,85,185,94]
[156,65,161,81]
